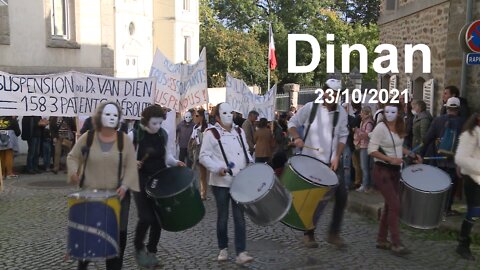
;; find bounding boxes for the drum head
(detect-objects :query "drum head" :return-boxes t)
[146,167,194,198]
[401,164,451,192]
[289,155,338,186]
[230,164,274,203]
[68,190,118,199]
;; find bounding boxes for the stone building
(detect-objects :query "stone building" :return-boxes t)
[0,0,200,78]
[379,0,480,114]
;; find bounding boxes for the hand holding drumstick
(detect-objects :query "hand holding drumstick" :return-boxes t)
[293,137,323,152]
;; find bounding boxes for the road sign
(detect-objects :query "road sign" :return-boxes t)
[466,20,480,53]
[466,53,480,65]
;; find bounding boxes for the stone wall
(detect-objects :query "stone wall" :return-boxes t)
[399,0,416,8]
[0,5,9,45]
[379,1,450,114]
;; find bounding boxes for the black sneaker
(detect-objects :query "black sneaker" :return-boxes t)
[456,245,476,261]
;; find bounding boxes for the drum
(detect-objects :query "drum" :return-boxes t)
[67,190,120,260]
[280,155,338,231]
[145,166,205,232]
[400,164,451,229]
[230,163,292,226]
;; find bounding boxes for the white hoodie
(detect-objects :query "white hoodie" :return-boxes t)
[455,126,480,185]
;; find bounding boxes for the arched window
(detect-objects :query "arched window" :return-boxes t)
[413,77,425,101]
[381,74,391,90]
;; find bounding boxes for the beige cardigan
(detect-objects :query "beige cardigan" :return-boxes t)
[67,132,140,192]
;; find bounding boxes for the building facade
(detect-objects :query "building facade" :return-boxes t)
[0,0,200,78]
[379,0,480,114]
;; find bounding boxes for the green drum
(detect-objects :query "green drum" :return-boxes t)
[280,155,338,231]
[145,167,205,232]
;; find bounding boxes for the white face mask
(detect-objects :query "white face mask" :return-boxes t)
[384,106,399,122]
[411,109,417,116]
[219,103,234,127]
[184,112,192,123]
[101,104,119,128]
[147,117,163,134]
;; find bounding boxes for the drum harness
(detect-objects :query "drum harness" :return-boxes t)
[303,103,339,165]
[207,127,250,176]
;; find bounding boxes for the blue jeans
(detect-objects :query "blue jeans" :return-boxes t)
[211,186,246,255]
[342,147,352,188]
[27,137,41,171]
[360,148,370,188]
[42,139,52,169]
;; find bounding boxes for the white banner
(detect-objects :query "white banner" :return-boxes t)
[0,71,155,119]
[226,74,277,121]
[150,48,208,112]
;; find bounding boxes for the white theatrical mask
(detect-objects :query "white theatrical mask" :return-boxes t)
[101,104,119,128]
[148,117,163,134]
[384,106,399,122]
[219,103,234,126]
[184,111,192,123]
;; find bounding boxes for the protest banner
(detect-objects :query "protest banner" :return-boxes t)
[150,48,208,112]
[0,71,155,119]
[226,74,277,121]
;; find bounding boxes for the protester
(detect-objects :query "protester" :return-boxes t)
[67,102,139,270]
[411,100,432,152]
[40,116,52,172]
[454,113,480,261]
[131,105,185,268]
[348,102,362,189]
[423,97,464,216]
[0,116,21,179]
[189,107,212,200]
[21,116,43,174]
[242,110,259,156]
[441,86,470,121]
[353,106,374,192]
[176,110,195,166]
[50,116,76,174]
[368,102,421,256]
[199,102,254,265]
[288,78,349,248]
[254,118,274,163]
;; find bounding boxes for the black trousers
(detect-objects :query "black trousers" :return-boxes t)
[133,186,161,253]
[78,192,131,270]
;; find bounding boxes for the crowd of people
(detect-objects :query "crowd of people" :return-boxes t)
[0,80,479,268]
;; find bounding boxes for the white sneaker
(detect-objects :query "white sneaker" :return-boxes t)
[235,251,253,265]
[217,248,228,261]
[356,185,365,192]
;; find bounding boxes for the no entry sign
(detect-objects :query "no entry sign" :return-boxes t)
[466,20,480,53]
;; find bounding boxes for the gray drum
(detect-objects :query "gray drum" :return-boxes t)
[230,163,292,226]
[400,164,451,229]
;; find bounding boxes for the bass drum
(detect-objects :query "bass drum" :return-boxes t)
[230,163,292,226]
[146,167,205,232]
[400,164,451,229]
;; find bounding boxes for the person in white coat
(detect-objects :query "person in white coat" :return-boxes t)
[455,112,480,261]
[199,102,254,265]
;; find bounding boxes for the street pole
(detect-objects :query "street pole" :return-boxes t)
[461,0,473,97]
[267,23,271,93]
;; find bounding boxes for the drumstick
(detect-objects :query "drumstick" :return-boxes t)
[303,145,322,152]
[423,156,448,160]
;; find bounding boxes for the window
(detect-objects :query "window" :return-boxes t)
[51,0,68,38]
[184,36,191,63]
[183,0,190,11]
[386,0,396,10]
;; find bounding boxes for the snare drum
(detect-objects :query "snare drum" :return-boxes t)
[146,166,205,232]
[230,163,292,226]
[280,155,338,231]
[67,190,120,260]
[400,164,451,229]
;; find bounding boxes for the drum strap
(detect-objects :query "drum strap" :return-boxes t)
[79,130,124,188]
[207,128,233,176]
[303,102,319,142]
[235,127,250,165]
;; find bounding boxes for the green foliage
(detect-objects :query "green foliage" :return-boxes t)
[200,0,380,90]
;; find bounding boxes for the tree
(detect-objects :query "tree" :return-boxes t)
[335,0,380,26]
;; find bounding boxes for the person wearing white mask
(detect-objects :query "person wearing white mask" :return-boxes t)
[176,110,195,166]
[288,78,350,249]
[67,102,139,270]
[368,102,422,256]
[199,102,254,265]
[130,105,185,268]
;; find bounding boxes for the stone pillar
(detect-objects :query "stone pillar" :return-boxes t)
[284,83,300,110]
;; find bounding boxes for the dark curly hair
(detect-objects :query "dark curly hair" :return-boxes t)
[140,105,166,126]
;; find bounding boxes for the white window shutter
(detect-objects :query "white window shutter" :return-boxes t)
[389,75,397,92]
[406,76,412,101]
[423,79,435,114]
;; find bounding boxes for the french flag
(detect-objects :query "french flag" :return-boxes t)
[269,25,277,70]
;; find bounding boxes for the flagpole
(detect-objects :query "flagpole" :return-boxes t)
[267,23,271,93]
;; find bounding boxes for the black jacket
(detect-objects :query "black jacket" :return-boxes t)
[21,116,42,140]
[0,116,21,136]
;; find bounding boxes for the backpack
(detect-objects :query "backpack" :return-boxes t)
[437,120,459,157]
[79,130,124,188]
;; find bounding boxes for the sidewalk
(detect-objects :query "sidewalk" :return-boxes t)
[347,190,480,235]
[8,154,478,236]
